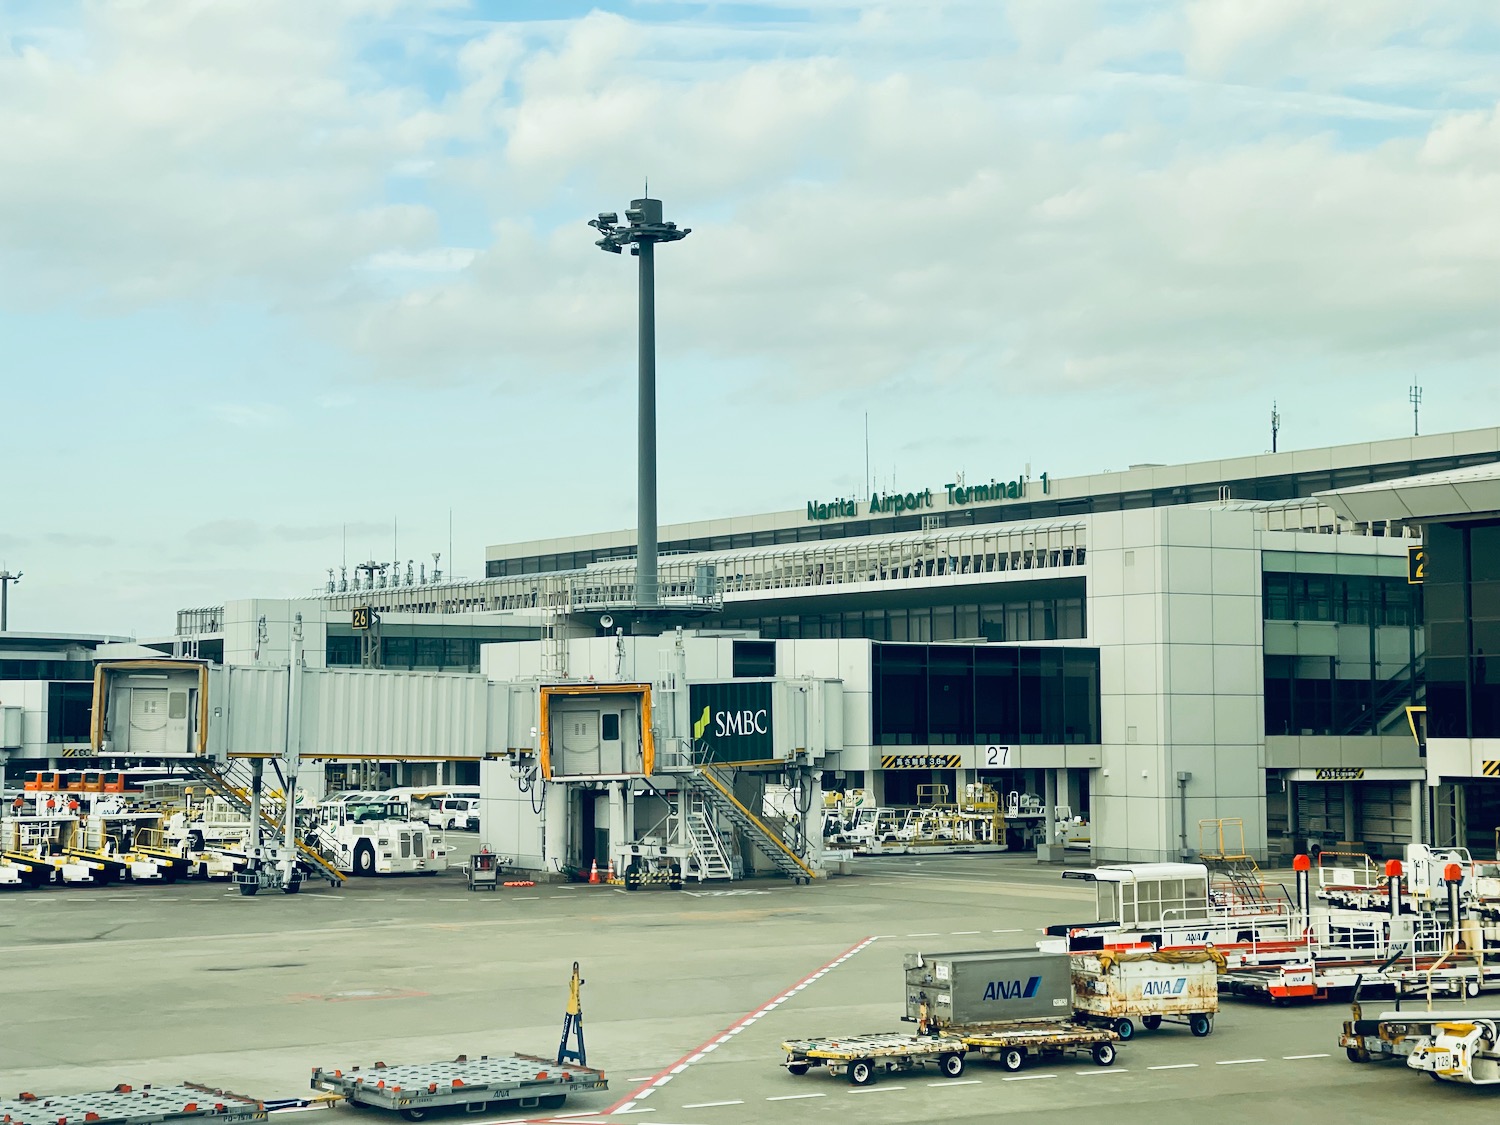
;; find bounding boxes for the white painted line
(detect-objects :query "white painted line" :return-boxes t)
[849,1086,906,1094]
[927,1079,982,1087]
[766,1093,826,1101]
[951,931,981,935]
[611,1110,656,1117]
[626,1076,656,1082]
[1148,1064,1198,1070]
[550,1112,605,1119]
[992,928,1023,933]
[651,1075,673,1087]
[681,1101,744,1109]
[1215,1059,1266,1066]
[669,1064,689,1074]
[1283,1053,1330,1060]
[1075,1068,1129,1075]
[1003,1074,1058,1082]
[907,932,940,937]
[635,1088,654,1099]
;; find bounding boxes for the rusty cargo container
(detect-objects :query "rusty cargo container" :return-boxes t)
[904,949,1072,1027]
[1071,950,1219,1039]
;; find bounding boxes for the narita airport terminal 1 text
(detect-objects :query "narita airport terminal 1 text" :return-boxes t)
[805,473,1049,522]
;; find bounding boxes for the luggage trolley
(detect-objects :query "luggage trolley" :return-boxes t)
[467,851,500,891]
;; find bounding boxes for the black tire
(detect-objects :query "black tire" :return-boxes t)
[1142,1015,1162,1031]
[354,842,375,877]
[849,1059,875,1086]
[400,1109,427,1121]
[940,1052,965,1078]
[1092,1042,1116,1067]
[538,1095,566,1110]
[1114,1018,1134,1041]
[1346,1046,1368,1063]
[283,879,300,895]
[238,882,258,896]
[1190,1014,1212,1037]
[1000,1048,1025,1072]
[787,1062,809,1076]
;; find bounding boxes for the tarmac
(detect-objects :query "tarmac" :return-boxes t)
[0,850,1487,1124]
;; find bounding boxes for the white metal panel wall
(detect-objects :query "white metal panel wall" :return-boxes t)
[299,668,492,760]
[220,666,289,758]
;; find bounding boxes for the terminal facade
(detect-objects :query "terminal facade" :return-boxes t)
[13,426,1500,866]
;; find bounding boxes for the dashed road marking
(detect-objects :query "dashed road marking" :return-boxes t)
[1284,1054,1329,1060]
[1003,1074,1058,1082]
[992,928,1023,933]
[907,932,940,937]
[1075,1068,1129,1075]
[951,930,981,935]
[1216,1059,1266,1066]
[928,1079,982,1087]
[849,1086,906,1094]
[1148,1064,1198,1071]
[766,1093,826,1101]
[681,1101,743,1109]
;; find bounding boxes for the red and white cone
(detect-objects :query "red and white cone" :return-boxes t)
[588,859,599,885]
[606,858,615,883]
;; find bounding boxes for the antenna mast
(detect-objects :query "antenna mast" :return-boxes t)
[1410,384,1423,437]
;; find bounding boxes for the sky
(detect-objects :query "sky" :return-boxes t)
[2,0,1498,638]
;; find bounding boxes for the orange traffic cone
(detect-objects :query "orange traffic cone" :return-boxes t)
[588,859,599,885]
[606,858,615,883]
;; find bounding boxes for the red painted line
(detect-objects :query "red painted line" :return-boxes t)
[599,935,877,1115]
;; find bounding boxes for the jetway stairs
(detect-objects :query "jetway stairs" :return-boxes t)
[685,798,734,881]
[684,765,818,883]
[182,760,345,886]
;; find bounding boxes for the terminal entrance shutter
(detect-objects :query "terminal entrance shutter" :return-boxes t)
[1356,783,1411,850]
[1296,783,1346,844]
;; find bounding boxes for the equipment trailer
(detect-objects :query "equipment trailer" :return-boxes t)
[951,1022,1119,1071]
[0,1083,269,1125]
[780,1033,969,1085]
[311,1053,606,1118]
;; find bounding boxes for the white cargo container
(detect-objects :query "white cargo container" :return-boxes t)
[1070,949,1221,1040]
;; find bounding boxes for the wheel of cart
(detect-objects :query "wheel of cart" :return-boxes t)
[848,1058,876,1086]
[1112,1017,1134,1041]
[1142,1015,1162,1031]
[1189,1013,1212,1037]
[999,1047,1026,1072]
[1092,1041,1116,1066]
[939,1051,965,1077]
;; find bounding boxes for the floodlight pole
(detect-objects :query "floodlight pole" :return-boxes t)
[0,569,20,632]
[589,198,691,614]
[637,204,659,608]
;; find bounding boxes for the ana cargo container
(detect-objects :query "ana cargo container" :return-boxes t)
[1071,948,1222,1039]
[905,949,1072,1027]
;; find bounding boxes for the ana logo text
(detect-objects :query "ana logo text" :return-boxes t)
[983,976,1042,1002]
[1142,978,1188,997]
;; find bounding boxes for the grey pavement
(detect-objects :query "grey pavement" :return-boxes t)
[0,854,1471,1124]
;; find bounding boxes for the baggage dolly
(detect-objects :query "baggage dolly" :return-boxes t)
[0,1083,269,1125]
[954,1022,1119,1071]
[311,1053,606,1119]
[780,1033,968,1086]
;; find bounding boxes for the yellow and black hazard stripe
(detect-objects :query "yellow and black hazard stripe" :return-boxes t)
[1482,761,1500,777]
[880,754,963,770]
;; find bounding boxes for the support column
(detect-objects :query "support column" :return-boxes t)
[1038,768,1058,862]
[1410,780,1423,846]
[1343,781,1357,845]
[249,758,264,851]
[608,781,627,877]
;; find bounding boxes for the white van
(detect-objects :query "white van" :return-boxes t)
[427,797,479,832]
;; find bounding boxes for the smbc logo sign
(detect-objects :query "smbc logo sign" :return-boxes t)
[689,682,775,764]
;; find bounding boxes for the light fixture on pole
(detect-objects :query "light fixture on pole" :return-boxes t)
[588,198,691,612]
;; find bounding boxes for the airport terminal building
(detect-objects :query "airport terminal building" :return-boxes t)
[133,424,1500,865]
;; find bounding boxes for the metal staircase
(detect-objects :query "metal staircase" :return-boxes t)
[685,803,733,882]
[182,760,345,886]
[685,766,818,883]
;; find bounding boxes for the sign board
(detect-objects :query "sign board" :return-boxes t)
[352,606,375,630]
[1314,767,1365,781]
[983,745,1013,768]
[689,681,775,765]
[1407,545,1424,585]
[880,753,963,770]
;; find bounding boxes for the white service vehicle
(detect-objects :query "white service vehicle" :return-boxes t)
[309,791,448,876]
[1408,1017,1500,1083]
[427,797,479,832]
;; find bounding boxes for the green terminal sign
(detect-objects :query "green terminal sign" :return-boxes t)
[689,681,775,765]
[806,473,1049,522]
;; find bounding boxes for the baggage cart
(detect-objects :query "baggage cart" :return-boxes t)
[780,1033,968,1086]
[904,948,1072,1027]
[1071,948,1222,1040]
[311,1053,606,1119]
[953,1022,1119,1071]
[467,851,500,891]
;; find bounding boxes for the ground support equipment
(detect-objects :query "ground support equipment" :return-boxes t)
[466,852,500,891]
[1071,948,1222,1039]
[0,1083,267,1125]
[952,1022,1120,1071]
[780,1033,968,1085]
[623,861,683,891]
[311,1053,606,1119]
[1220,953,1493,1004]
